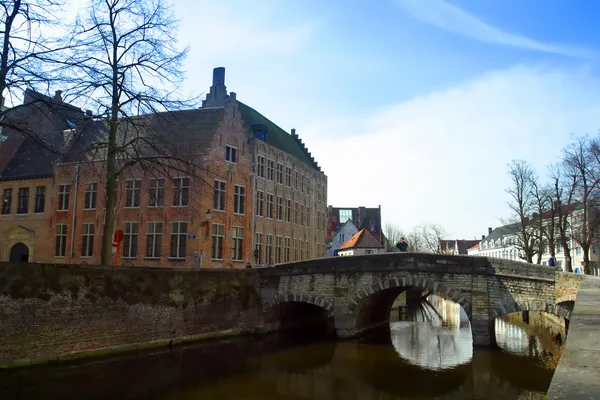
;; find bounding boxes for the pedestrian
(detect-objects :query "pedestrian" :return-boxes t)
[548,253,556,267]
[396,237,409,252]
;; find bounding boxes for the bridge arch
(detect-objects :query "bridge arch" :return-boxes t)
[263,293,335,334]
[264,293,335,317]
[491,300,572,320]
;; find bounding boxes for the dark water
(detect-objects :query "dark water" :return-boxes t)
[0,312,563,400]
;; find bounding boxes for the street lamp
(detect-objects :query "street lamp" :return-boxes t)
[200,209,212,226]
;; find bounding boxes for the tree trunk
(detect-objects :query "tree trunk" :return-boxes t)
[582,244,591,275]
[100,121,118,265]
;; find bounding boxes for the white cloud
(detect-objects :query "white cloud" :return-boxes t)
[395,0,596,58]
[304,65,600,238]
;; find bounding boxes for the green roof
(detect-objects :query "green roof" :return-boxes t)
[237,101,317,169]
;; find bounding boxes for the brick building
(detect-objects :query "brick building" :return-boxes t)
[0,68,327,267]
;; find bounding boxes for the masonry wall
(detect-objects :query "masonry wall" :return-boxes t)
[0,262,263,367]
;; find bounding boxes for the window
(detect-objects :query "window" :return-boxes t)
[232,226,244,261]
[84,183,97,209]
[257,155,265,178]
[300,174,305,193]
[339,209,352,223]
[1,188,12,214]
[170,222,187,259]
[213,180,226,211]
[293,239,298,261]
[300,204,305,226]
[225,145,237,163]
[285,166,292,187]
[149,178,164,207]
[285,199,291,222]
[294,171,299,190]
[276,196,283,220]
[294,202,299,224]
[266,193,274,218]
[234,185,245,214]
[266,234,273,264]
[306,241,310,258]
[17,187,29,214]
[211,223,224,260]
[55,224,67,257]
[173,177,189,207]
[146,222,162,258]
[57,185,70,211]
[276,163,284,184]
[284,237,290,262]
[34,186,45,213]
[123,222,138,258]
[306,206,310,228]
[267,159,275,181]
[275,236,282,264]
[255,233,263,264]
[576,246,582,256]
[299,240,304,260]
[256,190,264,216]
[125,180,141,208]
[82,223,94,257]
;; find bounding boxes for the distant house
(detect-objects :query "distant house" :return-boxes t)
[467,224,522,261]
[337,229,385,256]
[327,205,385,247]
[439,239,481,255]
[327,219,359,257]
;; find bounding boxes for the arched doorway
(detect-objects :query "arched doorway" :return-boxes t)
[9,242,29,263]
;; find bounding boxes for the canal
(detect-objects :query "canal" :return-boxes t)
[0,297,565,399]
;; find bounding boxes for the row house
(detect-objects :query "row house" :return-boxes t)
[0,67,328,267]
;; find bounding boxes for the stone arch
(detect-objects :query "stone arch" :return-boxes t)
[350,275,471,316]
[2,226,35,262]
[556,294,576,304]
[263,293,334,317]
[491,300,572,320]
[9,242,29,263]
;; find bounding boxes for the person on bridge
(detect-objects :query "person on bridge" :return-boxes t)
[396,237,409,252]
[548,253,556,267]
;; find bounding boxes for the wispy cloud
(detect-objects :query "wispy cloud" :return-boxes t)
[303,65,600,238]
[395,0,596,58]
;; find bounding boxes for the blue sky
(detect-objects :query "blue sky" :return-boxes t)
[171,0,600,239]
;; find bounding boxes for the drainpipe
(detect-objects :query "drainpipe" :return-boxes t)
[250,139,257,265]
[69,163,80,263]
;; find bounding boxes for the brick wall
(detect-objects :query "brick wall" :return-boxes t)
[0,262,263,367]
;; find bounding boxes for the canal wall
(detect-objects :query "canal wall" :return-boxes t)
[547,276,600,399]
[0,263,263,367]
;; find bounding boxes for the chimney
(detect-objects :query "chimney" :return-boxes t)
[488,227,493,234]
[482,235,485,241]
[291,128,296,137]
[54,90,63,103]
[328,205,332,217]
[201,67,229,108]
[85,109,93,117]
[229,92,236,101]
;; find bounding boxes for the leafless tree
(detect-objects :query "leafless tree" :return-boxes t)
[415,223,448,253]
[383,222,403,252]
[549,164,576,272]
[530,179,552,264]
[64,0,198,264]
[564,135,600,274]
[505,160,538,263]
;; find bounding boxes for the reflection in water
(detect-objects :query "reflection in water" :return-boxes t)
[0,304,563,400]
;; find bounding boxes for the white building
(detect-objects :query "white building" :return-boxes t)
[327,219,358,257]
[337,229,385,256]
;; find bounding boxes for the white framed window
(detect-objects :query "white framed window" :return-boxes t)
[257,155,265,178]
[284,237,290,262]
[255,232,263,264]
[213,180,226,211]
[285,166,292,187]
[55,224,67,257]
[211,223,225,260]
[173,177,189,207]
[285,199,291,223]
[293,238,298,261]
[57,184,70,211]
[300,204,305,226]
[266,234,273,265]
[294,202,299,224]
[149,178,164,207]
[34,186,45,213]
[267,159,275,181]
[256,190,264,217]
[81,223,94,257]
[225,145,237,163]
[276,163,284,184]
[300,174,305,193]
[306,241,310,259]
[84,183,97,210]
[123,222,138,258]
[125,179,141,208]
[276,196,283,220]
[232,226,244,261]
[294,170,299,190]
[146,222,162,258]
[266,193,274,218]
[275,236,282,264]
[234,185,245,215]
[16,187,29,214]
[170,222,187,259]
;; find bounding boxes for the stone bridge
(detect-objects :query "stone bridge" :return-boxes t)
[0,253,584,366]
[261,253,581,345]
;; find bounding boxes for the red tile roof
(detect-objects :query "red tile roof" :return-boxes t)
[339,229,384,250]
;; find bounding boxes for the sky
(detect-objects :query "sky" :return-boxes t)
[57,0,600,239]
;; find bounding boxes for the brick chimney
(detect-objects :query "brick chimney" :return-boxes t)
[201,67,229,108]
[488,227,493,234]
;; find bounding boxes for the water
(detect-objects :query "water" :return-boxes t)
[0,310,563,400]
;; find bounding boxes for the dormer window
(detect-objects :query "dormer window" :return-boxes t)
[225,145,237,163]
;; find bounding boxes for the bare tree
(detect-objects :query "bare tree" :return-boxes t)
[415,223,448,253]
[530,178,552,264]
[61,0,197,264]
[565,135,600,274]
[505,160,538,263]
[383,222,402,252]
[550,164,576,272]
